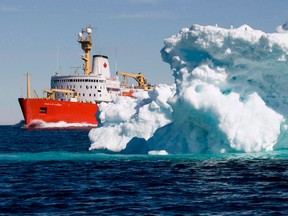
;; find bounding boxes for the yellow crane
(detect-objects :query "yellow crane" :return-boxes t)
[43,89,78,100]
[116,71,154,91]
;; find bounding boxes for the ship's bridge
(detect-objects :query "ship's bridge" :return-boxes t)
[51,74,120,103]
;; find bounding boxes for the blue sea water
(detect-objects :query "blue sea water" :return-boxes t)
[1,125,288,215]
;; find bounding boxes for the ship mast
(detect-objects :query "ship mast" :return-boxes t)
[78,25,93,75]
[27,72,31,99]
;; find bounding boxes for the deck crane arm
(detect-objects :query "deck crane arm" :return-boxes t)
[116,71,152,90]
[43,89,78,100]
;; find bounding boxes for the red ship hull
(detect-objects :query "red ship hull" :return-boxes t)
[18,98,98,126]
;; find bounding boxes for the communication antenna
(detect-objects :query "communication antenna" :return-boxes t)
[115,48,118,72]
[97,42,103,56]
[70,66,81,75]
[56,46,61,75]
[57,46,59,72]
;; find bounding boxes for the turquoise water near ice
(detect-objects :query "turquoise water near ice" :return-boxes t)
[1,125,288,215]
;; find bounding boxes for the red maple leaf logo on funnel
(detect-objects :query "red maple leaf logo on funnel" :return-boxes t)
[103,62,107,68]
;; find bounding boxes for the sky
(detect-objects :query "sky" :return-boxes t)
[0,0,287,125]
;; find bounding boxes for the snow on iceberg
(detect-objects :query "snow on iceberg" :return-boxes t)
[89,23,288,154]
[89,84,175,152]
[276,21,288,33]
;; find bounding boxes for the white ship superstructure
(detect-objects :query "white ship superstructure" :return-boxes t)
[49,25,152,104]
[51,55,121,103]
[50,25,124,103]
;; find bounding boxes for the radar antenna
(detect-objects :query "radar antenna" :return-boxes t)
[78,25,95,75]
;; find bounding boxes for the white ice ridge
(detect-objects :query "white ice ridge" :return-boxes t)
[89,23,288,154]
[89,84,175,152]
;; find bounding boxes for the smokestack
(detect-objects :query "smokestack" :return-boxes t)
[91,55,111,78]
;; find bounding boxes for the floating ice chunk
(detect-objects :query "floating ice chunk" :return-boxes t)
[148,150,168,155]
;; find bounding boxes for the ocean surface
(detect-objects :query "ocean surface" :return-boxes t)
[1,125,288,215]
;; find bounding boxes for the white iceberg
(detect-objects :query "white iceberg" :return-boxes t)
[89,23,288,154]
